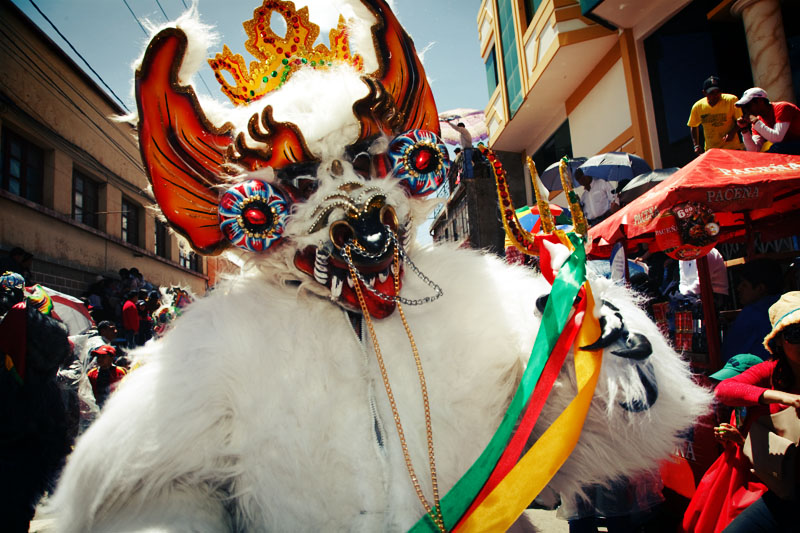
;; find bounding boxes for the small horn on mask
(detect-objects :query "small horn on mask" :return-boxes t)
[526,157,555,234]
[558,157,588,237]
[611,332,653,360]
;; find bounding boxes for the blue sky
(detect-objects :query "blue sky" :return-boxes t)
[12,0,489,114]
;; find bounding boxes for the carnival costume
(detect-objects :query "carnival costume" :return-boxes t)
[50,2,711,531]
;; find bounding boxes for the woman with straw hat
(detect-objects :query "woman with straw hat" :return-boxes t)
[715,291,800,532]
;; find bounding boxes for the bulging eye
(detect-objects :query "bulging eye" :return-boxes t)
[387,129,450,196]
[219,180,289,252]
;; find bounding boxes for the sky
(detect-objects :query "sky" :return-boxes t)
[12,0,489,115]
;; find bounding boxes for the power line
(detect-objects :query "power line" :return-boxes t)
[26,0,131,113]
[154,0,169,20]
[122,0,147,36]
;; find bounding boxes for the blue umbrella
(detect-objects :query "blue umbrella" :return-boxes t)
[578,152,651,182]
[539,157,587,192]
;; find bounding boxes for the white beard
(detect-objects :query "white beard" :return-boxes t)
[50,244,710,532]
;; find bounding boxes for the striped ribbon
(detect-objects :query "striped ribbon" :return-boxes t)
[409,232,593,532]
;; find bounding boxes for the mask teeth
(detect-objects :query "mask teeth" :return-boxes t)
[314,246,330,284]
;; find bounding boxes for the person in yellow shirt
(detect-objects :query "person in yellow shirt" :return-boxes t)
[687,76,743,153]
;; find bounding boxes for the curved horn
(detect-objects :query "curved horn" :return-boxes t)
[611,332,653,360]
[480,146,540,255]
[352,0,440,141]
[620,363,659,412]
[527,157,555,234]
[558,157,588,237]
[136,28,234,255]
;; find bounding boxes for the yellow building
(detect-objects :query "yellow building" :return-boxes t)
[477,0,798,200]
[0,1,214,297]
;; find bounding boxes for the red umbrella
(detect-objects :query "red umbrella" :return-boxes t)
[588,149,800,259]
[587,149,800,372]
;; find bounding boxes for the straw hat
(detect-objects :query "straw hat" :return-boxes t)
[763,291,800,354]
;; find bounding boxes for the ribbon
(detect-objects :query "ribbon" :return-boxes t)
[409,233,588,532]
[455,289,587,527]
[456,282,602,532]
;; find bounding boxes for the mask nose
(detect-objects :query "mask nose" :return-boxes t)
[329,201,398,261]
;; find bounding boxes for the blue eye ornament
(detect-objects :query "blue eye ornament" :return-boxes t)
[387,130,450,196]
[218,180,289,252]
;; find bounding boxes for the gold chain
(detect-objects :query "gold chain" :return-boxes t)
[344,244,446,532]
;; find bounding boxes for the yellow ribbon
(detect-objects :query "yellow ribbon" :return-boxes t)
[456,283,602,533]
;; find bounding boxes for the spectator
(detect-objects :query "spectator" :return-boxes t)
[715,291,800,532]
[447,121,473,179]
[721,259,782,362]
[682,354,767,532]
[0,247,33,284]
[687,76,743,154]
[679,247,729,310]
[121,291,140,349]
[87,345,127,408]
[575,169,619,225]
[735,87,800,154]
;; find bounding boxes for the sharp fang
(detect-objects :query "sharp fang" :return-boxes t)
[346,275,355,288]
[314,264,329,284]
[378,271,389,284]
[366,275,376,288]
[331,275,343,299]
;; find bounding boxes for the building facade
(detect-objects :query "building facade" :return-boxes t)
[0,0,216,297]
[479,0,798,199]
[432,0,798,254]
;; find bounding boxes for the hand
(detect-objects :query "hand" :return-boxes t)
[714,423,744,445]
[693,144,702,154]
[736,117,750,129]
[722,131,735,142]
[748,114,758,124]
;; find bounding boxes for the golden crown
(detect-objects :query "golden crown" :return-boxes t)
[208,0,365,106]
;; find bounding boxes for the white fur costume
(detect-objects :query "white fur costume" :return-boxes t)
[50,2,711,531]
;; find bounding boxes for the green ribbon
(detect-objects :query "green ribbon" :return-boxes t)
[410,234,587,532]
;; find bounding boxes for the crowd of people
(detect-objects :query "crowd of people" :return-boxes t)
[0,260,196,530]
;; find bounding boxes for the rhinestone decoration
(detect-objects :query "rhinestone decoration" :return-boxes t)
[387,130,449,196]
[219,180,288,252]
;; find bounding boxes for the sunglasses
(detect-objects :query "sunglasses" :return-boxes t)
[783,325,800,344]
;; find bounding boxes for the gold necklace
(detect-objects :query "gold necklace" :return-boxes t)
[345,244,446,532]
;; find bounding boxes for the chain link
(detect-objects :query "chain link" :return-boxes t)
[342,228,443,306]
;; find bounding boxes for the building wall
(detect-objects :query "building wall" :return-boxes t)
[567,59,631,157]
[0,1,209,297]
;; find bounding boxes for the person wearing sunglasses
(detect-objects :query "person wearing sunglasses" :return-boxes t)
[715,291,800,532]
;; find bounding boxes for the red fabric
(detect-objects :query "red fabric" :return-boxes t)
[681,424,768,532]
[767,102,800,142]
[715,360,776,409]
[660,456,696,499]
[586,150,800,259]
[122,300,139,331]
[0,302,28,380]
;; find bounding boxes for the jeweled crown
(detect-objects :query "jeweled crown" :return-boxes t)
[209,0,364,106]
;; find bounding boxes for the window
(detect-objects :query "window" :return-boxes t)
[522,0,541,26]
[155,219,169,259]
[1,128,44,203]
[485,47,499,97]
[180,249,202,273]
[497,0,524,116]
[121,198,140,246]
[72,170,100,229]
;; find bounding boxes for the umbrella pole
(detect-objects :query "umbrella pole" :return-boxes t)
[697,255,721,371]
